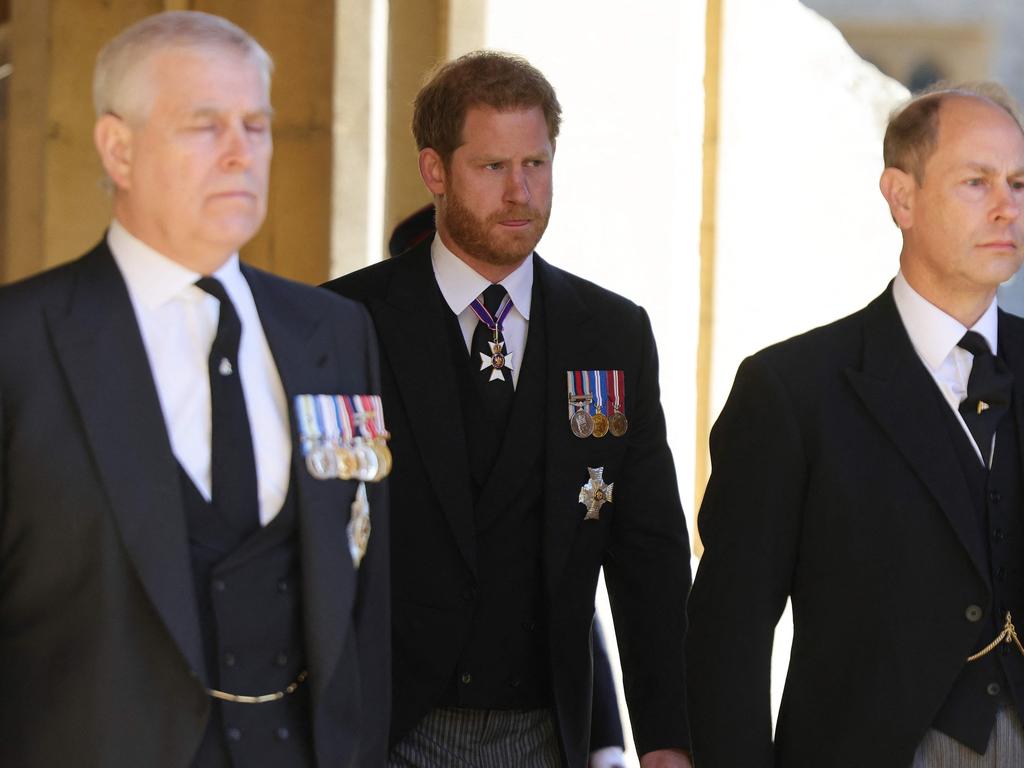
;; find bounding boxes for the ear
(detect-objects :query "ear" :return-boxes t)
[94,114,135,191]
[418,148,447,196]
[879,167,916,229]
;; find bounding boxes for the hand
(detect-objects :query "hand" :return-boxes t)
[640,748,692,768]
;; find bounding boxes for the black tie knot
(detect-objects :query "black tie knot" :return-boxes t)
[958,330,991,358]
[482,284,509,315]
[196,276,230,304]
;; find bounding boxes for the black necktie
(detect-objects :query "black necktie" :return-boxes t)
[957,330,1014,461]
[196,277,260,536]
[471,284,515,420]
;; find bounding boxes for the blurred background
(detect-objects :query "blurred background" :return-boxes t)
[3,1,1024,764]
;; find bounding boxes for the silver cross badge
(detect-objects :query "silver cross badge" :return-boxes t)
[579,466,614,520]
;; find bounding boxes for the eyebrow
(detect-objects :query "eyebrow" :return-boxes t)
[963,162,1024,177]
[187,106,276,120]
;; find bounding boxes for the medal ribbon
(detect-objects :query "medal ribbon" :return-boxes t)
[469,291,514,335]
[334,395,355,444]
[590,370,604,414]
[581,371,593,415]
[320,395,342,447]
[356,395,378,440]
[609,370,625,414]
[566,372,577,419]
[296,395,321,452]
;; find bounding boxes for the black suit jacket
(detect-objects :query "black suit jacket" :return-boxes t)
[0,241,390,767]
[323,242,691,767]
[686,286,1018,767]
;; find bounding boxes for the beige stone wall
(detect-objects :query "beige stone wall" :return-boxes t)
[3,0,334,285]
[384,0,443,242]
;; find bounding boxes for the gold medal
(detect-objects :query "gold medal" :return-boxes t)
[371,438,392,481]
[609,411,628,437]
[570,408,594,438]
[592,410,609,438]
[334,445,358,480]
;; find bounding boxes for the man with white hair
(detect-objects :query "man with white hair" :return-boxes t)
[0,11,389,767]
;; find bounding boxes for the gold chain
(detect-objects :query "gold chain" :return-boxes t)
[206,669,308,704]
[967,612,1024,662]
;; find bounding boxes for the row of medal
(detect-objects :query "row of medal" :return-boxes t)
[566,370,628,439]
[295,394,392,482]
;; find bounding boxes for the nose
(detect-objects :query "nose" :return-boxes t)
[220,121,254,171]
[504,166,531,205]
[993,181,1022,222]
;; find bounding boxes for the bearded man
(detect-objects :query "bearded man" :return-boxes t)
[323,51,692,768]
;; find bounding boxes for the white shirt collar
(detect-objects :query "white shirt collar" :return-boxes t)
[430,234,533,319]
[892,271,999,370]
[107,218,244,308]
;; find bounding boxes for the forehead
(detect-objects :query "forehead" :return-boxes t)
[930,96,1024,169]
[458,105,551,153]
[144,45,270,112]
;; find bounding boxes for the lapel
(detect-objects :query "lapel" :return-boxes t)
[536,257,604,594]
[371,245,478,575]
[844,287,988,582]
[46,242,207,682]
[243,265,358,711]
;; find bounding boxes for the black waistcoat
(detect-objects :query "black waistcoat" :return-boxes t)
[437,283,551,711]
[932,389,1024,753]
[179,468,314,768]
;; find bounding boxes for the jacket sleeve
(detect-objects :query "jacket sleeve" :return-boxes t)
[603,306,692,755]
[686,354,806,767]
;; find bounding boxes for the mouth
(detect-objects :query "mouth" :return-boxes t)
[499,219,532,228]
[978,240,1018,250]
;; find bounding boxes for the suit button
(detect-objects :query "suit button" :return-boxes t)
[509,678,521,688]
[224,652,236,667]
[993,528,1006,541]
[212,579,226,593]
[461,673,472,685]
[276,727,290,741]
[462,587,477,602]
[275,652,289,667]
[966,605,984,622]
[278,580,289,594]
[990,490,1002,504]
[988,683,1002,696]
[997,567,1008,581]
[227,727,242,742]
[521,621,536,631]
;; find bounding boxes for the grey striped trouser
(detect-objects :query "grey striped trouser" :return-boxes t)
[388,707,564,768]
[912,706,1024,767]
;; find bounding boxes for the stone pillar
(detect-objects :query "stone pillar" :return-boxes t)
[384,0,444,245]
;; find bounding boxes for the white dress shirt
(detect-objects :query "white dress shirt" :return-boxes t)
[430,234,533,388]
[108,220,292,525]
[892,271,999,465]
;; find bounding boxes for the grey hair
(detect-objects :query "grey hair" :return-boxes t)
[93,10,273,120]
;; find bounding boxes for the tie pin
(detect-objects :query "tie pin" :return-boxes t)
[219,358,233,376]
[978,400,990,415]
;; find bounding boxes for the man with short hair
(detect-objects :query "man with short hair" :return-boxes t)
[0,11,388,767]
[324,51,692,768]
[687,83,1024,767]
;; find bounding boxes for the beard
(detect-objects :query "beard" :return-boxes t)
[440,186,551,267]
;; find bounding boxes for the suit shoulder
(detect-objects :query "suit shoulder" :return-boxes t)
[322,254,409,304]
[0,251,94,325]
[246,265,368,321]
[748,300,873,371]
